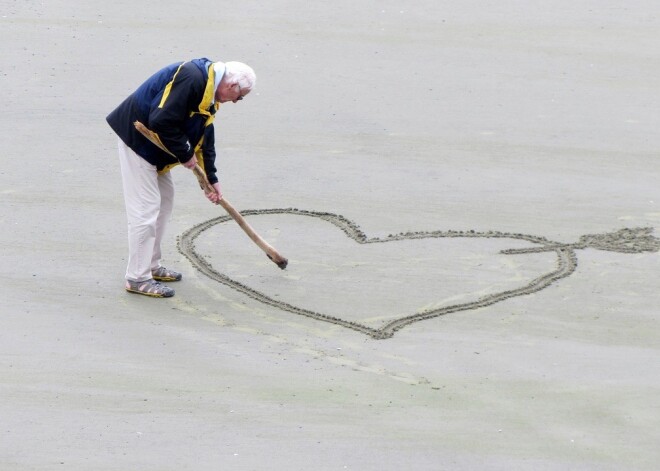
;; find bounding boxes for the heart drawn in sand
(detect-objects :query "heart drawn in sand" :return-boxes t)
[178,209,659,339]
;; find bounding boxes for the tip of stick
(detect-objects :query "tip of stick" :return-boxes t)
[268,254,288,270]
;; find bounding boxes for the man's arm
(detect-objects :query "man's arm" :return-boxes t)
[201,124,222,202]
[202,124,218,184]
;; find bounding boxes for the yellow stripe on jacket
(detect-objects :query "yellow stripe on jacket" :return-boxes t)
[158,63,186,109]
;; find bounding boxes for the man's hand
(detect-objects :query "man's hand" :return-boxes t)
[182,156,197,169]
[206,182,223,203]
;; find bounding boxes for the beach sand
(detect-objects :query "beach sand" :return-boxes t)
[1,1,659,469]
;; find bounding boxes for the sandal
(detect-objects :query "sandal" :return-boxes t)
[151,266,182,282]
[125,279,175,298]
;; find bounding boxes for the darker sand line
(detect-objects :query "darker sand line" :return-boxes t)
[178,209,658,339]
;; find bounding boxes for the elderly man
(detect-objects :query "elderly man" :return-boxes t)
[107,58,256,298]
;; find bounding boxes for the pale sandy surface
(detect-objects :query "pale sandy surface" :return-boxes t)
[1,1,660,470]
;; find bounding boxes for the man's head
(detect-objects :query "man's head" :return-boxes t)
[215,62,256,104]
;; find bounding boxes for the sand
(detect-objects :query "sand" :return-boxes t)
[1,1,659,470]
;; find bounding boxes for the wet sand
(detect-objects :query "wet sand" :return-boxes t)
[1,1,660,470]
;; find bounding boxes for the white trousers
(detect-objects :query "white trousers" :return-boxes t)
[117,139,174,282]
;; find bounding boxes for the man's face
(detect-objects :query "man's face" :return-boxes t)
[215,80,249,104]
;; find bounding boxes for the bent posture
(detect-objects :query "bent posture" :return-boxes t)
[107,58,255,297]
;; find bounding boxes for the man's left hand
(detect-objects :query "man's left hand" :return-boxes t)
[182,156,197,169]
[206,182,223,203]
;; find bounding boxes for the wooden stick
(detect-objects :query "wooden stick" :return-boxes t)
[133,121,288,269]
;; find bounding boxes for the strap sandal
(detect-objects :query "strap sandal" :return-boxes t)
[151,266,182,282]
[125,279,175,298]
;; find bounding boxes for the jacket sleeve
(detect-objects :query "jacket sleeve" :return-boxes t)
[148,64,202,163]
[202,124,218,184]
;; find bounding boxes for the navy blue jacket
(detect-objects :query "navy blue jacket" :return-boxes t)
[106,58,219,183]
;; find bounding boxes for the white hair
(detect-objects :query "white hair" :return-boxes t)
[224,61,256,91]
